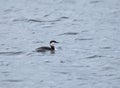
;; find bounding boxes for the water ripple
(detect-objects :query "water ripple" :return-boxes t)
[0,51,24,56]
[58,32,79,36]
[1,79,23,82]
[75,38,93,41]
[90,0,101,4]
[86,55,104,59]
[100,46,111,49]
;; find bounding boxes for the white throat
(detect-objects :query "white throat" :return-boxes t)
[50,42,55,46]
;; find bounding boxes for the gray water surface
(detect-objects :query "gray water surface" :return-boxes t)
[0,0,120,88]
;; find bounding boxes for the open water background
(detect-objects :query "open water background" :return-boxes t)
[0,0,120,88]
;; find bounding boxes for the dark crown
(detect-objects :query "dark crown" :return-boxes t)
[50,40,59,44]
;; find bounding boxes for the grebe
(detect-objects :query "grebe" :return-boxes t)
[36,40,59,52]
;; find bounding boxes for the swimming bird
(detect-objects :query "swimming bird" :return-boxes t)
[36,40,59,52]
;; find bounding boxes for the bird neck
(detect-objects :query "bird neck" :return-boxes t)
[50,45,55,50]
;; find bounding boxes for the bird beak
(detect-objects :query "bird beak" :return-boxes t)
[55,41,59,43]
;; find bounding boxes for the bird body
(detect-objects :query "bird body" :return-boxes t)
[36,40,58,52]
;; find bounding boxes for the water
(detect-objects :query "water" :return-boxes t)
[0,0,120,88]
